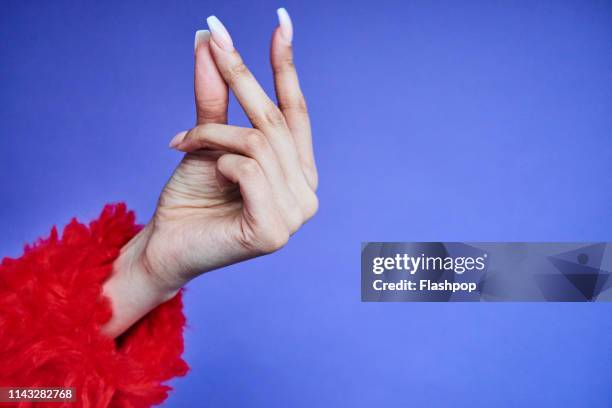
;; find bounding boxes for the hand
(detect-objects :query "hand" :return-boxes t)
[103,11,318,337]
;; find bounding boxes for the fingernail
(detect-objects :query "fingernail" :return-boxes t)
[194,29,210,52]
[169,131,188,148]
[277,8,293,43]
[206,15,234,51]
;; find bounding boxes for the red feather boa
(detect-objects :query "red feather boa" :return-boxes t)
[0,204,188,407]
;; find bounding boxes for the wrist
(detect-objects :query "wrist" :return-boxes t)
[140,218,193,292]
[127,225,181,302]
[101,223,179,337]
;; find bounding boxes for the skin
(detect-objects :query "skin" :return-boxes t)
[101,24,318,337]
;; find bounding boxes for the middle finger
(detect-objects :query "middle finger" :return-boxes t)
[206,16,308,192]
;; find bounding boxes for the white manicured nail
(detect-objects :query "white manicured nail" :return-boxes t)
[194,29,210,52]
[206,15,234,51]
[277,7,293,43]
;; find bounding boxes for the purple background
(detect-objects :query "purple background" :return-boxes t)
[2,0,612,406]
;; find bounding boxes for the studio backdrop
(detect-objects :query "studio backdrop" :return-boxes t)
[1,0,611,406]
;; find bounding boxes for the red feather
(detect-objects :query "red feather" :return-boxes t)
[0,204,188,407]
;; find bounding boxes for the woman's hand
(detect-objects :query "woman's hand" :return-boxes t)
[103,10,318,337]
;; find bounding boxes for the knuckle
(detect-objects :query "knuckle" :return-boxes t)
[279,96,308,114]
[302,191,319,220]
[197,101,227,122]
[237,158,261,178]
[197,96,226,113]
[226,61,250,83]
[273,56,295,74]
[260,106,286,128]
[286,207,303,233]
[201,96,227,110]
[244,130,268,155]
[258,228,290,253]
